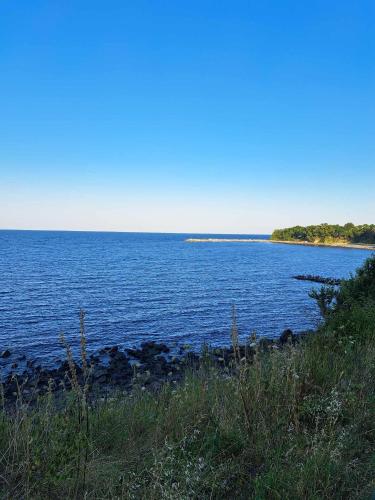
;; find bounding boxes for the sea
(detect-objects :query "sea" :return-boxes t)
[0,230,372,366]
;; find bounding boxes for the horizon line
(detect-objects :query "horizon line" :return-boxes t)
[0,228,272,235]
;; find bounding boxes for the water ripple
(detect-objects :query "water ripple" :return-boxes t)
[0,230,371,363]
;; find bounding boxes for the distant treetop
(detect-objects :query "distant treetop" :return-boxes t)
[271,223,375,244]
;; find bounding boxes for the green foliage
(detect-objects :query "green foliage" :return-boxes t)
[271,223,375,244]
[316,254,375,341]
[1,334,374,499]
[309,285,337,317]
[336,254,375,307]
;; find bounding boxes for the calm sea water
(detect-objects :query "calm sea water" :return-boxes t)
[0,230,372,364]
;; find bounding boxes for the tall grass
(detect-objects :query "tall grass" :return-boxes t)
[0,257,374,498]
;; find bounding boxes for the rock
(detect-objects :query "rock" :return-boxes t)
[279,329,295,345]
[146,356,169,376]
[108,346,119,356]
[92,366,109,380]
[140,341,170,356]
[258,338,273,351]
[37,370,50,383]
[110,369,132,386]
[293,275,340,285]
[4,380,17,397]
[126,348,139,357]
[108,356,132,379]
[95,374,107,384]
[126,347,150,362]
[1,334,316,404]
[184,352,200,365]
[110,350,127,362]
[1,349,11,358]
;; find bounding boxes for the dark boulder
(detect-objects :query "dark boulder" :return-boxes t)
[92,366,109,383]
[146,355,170,376]
[258,338,273,351]
[183,352,200,367]
[1,349,11,358]
[99,346,118,355]
[140,341,170,355]
[279,329,295,345]
[108,346,119,356]
[108,352,132,376]
[127,342,169,362]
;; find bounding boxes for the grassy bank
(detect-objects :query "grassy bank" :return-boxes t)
[1,258,375,498]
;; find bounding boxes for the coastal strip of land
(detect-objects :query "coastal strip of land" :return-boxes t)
[185,238,375,250]
[186,238,271,243]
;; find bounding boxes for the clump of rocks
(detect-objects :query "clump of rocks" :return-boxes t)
[0,330,307,404]
[293,275,341,285]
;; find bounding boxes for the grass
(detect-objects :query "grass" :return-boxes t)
[0,258,375,498]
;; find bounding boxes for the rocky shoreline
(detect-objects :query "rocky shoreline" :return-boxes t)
[1,329,305,405]
[271,239,375,250]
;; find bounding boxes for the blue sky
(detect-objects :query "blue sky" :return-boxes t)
[1,0,374,232]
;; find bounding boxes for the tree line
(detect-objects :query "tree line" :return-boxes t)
[271,223,375,244]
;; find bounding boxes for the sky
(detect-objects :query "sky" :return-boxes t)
[0,0,374,233]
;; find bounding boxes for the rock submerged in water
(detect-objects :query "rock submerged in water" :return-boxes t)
[1,349,11,358]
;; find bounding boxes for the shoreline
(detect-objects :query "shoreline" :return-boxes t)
[186,238,375,250]
[1,331,303,404]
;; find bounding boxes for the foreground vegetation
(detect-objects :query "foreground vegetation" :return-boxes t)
[272,223,375,244]
[1,257,375,498]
